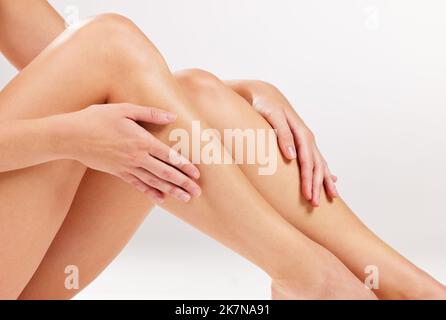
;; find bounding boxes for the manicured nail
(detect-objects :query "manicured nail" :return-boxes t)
[179,192,191,202]
[306,187,312,201]
[287,145,297,159]
[190,186,202,197]
[189,167,200,179]
[165,112,177,121]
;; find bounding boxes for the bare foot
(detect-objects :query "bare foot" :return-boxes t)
[271,278,376,300]
[271,251,377,300]
[405,273,446,300]
[374,266,446,300]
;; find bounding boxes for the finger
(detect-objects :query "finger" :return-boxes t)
[324,167,338,199]
[142,186,166,204]
[263,110,296,160]
[132,168,192,203]
[296,142,314,201]
[149,140,200,179]
[120,104,177,124]
[311,161,324,207]
[141,155,201,197]
[119,172,165,204]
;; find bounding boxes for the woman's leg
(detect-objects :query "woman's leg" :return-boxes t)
[18,56,443,300]
[12,10,440,298]
[170,68,446,300]
[0,14,372,299]
[17,169,156,299]
[0,17,112,299]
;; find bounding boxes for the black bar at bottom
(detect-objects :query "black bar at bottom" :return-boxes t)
[1,300,444,319]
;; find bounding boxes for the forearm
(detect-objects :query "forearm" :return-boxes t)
[0,0,65,70]
[0,115,68,172]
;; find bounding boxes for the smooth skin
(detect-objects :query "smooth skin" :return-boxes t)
[0,7,359,300]
[0,0,335,206]
[0,13,372,300]
[0,1,444,300]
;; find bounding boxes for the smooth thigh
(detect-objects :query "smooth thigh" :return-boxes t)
[10,16,373,300]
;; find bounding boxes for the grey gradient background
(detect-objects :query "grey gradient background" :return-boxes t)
[0,0,445,299]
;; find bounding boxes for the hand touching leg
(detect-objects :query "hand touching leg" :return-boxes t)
[174,68,446,300]
[0,14,198,299]
[14,15,374,300]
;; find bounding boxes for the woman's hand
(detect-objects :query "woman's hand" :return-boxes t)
[60,103,201,204]
[227,80,337,206]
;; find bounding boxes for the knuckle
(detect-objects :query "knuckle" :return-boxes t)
[281,131,294,142]
[147,177,160,187]
[149,108,160,120]
[161,169,173,180]
[147,142,162,156]
[144,134,155,148]
[167,186,177,196]
[131,179,145,191]
[117,171,130,180]
[301,170,312,179]
[180,180,191,190]
[128,152,143,166]
[314,164,322,173]
[263,109,275,120]
[116,170,127,178]
[300,158,312,167]
[136,137,151,150]
[178,161,191,173]
[128,176,138,184]
[306,130,315,141]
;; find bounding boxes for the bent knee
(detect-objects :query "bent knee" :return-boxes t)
[175,68,224,94]
[69,13,137,45]
[76,13,140,41]
[68,13,162,69]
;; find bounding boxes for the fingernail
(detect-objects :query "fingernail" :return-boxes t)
[189,167,200,179]
[165,112,177,121]
[179,193,191,203]
[287,145,297,159]
[190,186,202,197]
[312,196,319,206]
[306,188,312,201]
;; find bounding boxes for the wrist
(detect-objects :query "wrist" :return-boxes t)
[42,113,79,161]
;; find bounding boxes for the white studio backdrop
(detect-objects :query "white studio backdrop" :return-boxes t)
[0,0,445,299]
